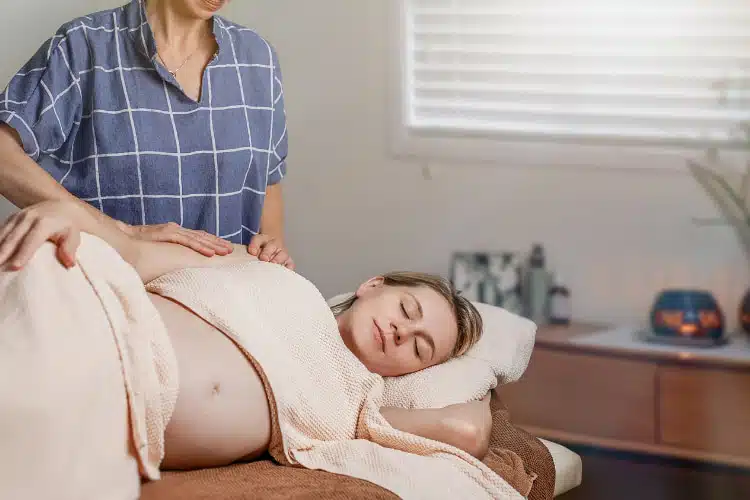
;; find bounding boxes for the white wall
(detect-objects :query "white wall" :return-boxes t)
[0,0,119,218]
[2,0,747,329]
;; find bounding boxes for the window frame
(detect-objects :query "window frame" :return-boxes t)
[386,0,749,172]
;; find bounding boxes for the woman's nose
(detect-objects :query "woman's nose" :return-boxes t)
[389,322,414,345]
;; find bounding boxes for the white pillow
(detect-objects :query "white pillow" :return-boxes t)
[327,294,537,409]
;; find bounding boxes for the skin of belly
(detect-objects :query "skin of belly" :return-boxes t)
[149,292,272,471]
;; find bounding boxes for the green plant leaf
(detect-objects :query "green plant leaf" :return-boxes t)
[688,160,747,216]
[688,160,750,255]
[739,121,750,144]
[742,160,750,211]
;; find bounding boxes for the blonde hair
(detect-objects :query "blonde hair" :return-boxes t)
[331,272,483,359]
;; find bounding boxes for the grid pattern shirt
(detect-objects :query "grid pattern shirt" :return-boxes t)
[0,0,288,243]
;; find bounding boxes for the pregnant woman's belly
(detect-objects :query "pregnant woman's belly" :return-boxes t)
[149,292,272,470]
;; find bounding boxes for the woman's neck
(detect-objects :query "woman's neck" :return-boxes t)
[145,0,213,53]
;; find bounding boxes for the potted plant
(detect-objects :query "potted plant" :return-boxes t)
[688,87,750,333]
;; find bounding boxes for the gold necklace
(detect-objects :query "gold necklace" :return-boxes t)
[157,48,197,78]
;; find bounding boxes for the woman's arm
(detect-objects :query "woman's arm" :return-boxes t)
[245,183,295,270]
[0,125,118,226]
[0,125,231,258]
[65,202,254,282]
[0,201,254,282]
[380,394,493,460]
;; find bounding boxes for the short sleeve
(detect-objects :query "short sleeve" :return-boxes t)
[0,22,89,161]
[267,47,288,185]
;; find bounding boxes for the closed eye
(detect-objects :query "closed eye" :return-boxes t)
[401,301,409,319]
[414,338,420,359]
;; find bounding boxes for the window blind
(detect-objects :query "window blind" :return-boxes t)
[404,0,750,147]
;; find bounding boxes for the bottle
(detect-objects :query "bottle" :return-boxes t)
[525,243,550,324]
[498,253,524,314]
[548,273,571,326]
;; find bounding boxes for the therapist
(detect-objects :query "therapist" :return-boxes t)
[0,0,294,269]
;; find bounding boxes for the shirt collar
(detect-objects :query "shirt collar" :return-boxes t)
[124,0,225,65]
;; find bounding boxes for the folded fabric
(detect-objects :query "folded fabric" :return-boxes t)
[138,394,557,500]
[0,236,179,500]
[328,294,537,409]
[147,262,529,500]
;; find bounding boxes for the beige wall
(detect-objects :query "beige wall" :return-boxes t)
[2,0,747,328]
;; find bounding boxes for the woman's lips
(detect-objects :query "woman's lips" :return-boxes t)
[373,319,385,352]
[202,0,226,12]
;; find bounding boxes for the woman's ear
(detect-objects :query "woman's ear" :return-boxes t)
[355,276,385,297]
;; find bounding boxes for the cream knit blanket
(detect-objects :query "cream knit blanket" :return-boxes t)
[146,259,523,500]
[0,235,178,500]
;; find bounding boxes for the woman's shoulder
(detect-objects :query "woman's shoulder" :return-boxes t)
[214,17,281,64]
[46,5,124,48]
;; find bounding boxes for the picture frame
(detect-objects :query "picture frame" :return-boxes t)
[450,251,524,315]
[450,252,486,303]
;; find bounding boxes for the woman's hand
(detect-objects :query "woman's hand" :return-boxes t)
[247,233,295,270]
[380,392,493,460]
[437,393,493,459]
[0,201,81,270]
[119,222,234,258]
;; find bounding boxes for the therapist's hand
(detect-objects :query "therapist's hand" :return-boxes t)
[119,222,234,258]
[247,233,295,270]
[0,201,80,270]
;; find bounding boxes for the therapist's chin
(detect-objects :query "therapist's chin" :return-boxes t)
[198,0,227,14]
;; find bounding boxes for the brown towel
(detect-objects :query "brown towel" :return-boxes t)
[141,393,555,500]
[485,393,556,500]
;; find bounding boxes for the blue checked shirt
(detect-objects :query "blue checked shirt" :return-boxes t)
[0,0,288,243]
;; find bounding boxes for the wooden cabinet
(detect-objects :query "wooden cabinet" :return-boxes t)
[659,367,750,461]
[504,350,657,444]
[498,324,750,469]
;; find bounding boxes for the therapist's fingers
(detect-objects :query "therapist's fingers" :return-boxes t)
[247,234,272,256]
[136,223,232,256]
[189,229,233,255]
[269,248,290,266]
[176,227,232,254]
[178,230,233,256]
[258,241,279,262]
[0,216,33,267]
[0,213,19,242]
[166,232,217,257]
[248,234,295,269]
[6,219,53,270]
[0,215,21,261]
[134,224,214,257]
[275,252,295,270]
[54,228,81,268]
[269,245,295,270]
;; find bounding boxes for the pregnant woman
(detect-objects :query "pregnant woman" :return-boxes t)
[0,201,492,499]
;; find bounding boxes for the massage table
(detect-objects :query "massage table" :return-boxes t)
[140,396,582,499]
[540,439,583,497]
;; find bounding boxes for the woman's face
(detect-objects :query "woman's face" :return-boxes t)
[337,278,459,377]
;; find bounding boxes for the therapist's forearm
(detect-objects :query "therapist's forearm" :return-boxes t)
[0,124,122,231]
[63,200,252,283]
[259,182,285,242]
